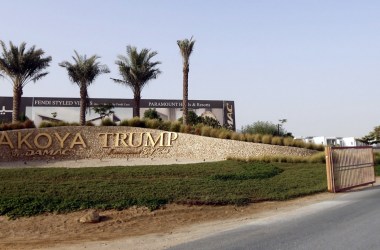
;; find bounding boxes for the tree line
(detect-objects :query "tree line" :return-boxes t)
[0,38,195,126]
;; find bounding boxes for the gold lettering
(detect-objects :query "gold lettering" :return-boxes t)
[70,133,87,148]
[18,132,33,149]
[167,132,178,146]
[129,132,143,147]
[0,132,14,149]
[43,149,55,155]
[34,133,52,149]
[54,132,70,148]
[114,133,128,147]
[98,133,113,148]
[144,132,164,147]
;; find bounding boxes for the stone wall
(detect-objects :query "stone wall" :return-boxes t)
[0,126,316,162]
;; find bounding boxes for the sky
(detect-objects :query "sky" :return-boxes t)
[1,0,379,137]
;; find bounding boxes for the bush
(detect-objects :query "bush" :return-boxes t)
[200,116,221,128]
[254,134,262,143]
[239,134,247,141]
[0,120,36,131]
[228,152,326,164]
[170,121,181,132]
[119,119,129,126]
[218,130,232,139]
[0,123,10,131]
[293,140,306,148]
[159,121,172,131]
[145,119,161,129]
[194,124,204,135]
[245,134,255,142]
[39,121,53,128]
[101,118,116,126]
[85,121,95,126]
[283,137,294,147]
[127,117,146,128]
[143,109,162,121]
[23,120,36,129]
[178,111,200,125]
[201,126,212,137]
[210,128,221,138]
[307,152,326,163]
[180,124,192,134]
[241,121,287,136]
[231,132,240,140]
[261,135,273,144]
[374,152,380,165]
[271,136,283,146]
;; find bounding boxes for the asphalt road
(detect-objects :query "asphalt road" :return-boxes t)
[169,185,380,250]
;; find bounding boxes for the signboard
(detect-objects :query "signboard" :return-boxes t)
[0,97,236,130]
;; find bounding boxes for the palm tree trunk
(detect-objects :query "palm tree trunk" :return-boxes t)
[133,92,141,118]
[79,85,87,126]
[182,67,189,125]
[12,83,23,123]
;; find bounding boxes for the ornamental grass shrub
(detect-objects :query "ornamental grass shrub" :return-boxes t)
[127,117,146,128]
[218,130,232,139]
[231,132,240,140]
[271,136,283,146]
[38,121,78,128]
[159,121,172,131]
[201,126,212,137]
[193,123,203,135]
[119,119,129,126]
[254,134,262,143]
[180,124,192,134]
[0,120,36,131]
[293,140,306,148]
[228,152,326,164]
[261,135,273,144]
[170,121,181,132]
[210,128,221,138]
[145,119,161,129]
[283,137,295,146]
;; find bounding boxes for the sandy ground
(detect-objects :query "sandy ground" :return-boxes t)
[0,159,376,250]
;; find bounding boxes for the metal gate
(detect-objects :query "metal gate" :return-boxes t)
[325,146,375,192]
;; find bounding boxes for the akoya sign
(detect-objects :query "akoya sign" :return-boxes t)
[0,127,179,161]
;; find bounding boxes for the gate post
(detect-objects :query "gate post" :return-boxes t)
[325,146,335,193]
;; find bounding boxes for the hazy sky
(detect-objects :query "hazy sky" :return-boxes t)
[1,0,379,137]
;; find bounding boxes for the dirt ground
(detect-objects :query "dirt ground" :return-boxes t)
[0,192,338,250]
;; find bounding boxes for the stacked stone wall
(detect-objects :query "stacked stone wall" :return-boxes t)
[0,127,316,162]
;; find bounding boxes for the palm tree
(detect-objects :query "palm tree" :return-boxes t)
[112,45,161,118]
[0,41,52,122]
[59,51,110,126]
[177,37,195,125]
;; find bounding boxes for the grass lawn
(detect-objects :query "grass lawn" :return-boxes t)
[0,160,328,218]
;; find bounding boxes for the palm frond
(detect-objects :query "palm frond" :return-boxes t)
[0,40,51,87]
[177,36,196,66]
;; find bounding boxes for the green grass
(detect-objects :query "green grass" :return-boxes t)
[0,161,328,218]
[375,153,380,175]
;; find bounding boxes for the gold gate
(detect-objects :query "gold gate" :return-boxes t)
[325,146,375,192]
